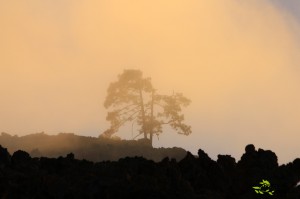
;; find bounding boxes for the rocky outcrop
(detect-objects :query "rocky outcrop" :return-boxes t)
[0,144,299,199]
[0,145,10,167]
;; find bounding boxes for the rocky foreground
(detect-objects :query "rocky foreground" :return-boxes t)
[0,144,299,199]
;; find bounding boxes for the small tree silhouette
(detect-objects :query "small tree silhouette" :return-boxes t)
[102,69,191,146]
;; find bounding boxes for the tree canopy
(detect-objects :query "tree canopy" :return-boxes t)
[102,69,191,146]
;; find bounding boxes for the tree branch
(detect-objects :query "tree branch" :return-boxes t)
[160,119,174,125]
[154,102,164,108]
[118,105,140,116]
[132,132,144,140]
[115,109,140,129]
[115,103,137,113]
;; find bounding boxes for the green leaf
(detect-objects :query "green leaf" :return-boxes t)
[252,187,260,189]
[269,192,273,195]
[255,190,259,193]
[259,191,264,194]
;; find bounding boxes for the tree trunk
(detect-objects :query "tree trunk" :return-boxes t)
[149,89,154,146]
[139,89,147,139]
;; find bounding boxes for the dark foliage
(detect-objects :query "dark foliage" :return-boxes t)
[0,144,299,199]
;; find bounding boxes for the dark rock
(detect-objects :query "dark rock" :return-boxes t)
[0,145,11,166]
[245,144,255,153]
[217,155,236,173]
[66,152,75,160]
[0,142,299,199]
[237,144,258,168]
[11,150,31,164]
[198,148,215,169]
[257,148,278,170]
[238,144,278,170]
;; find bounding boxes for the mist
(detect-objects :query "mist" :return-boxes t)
[0,0,300,164]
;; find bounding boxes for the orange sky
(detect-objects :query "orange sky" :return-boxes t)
[1,1,300,164]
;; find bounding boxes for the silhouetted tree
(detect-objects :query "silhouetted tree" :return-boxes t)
[102,69,191,146]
